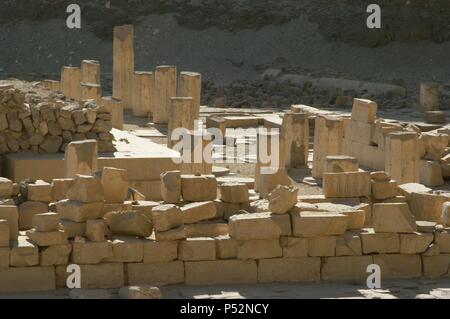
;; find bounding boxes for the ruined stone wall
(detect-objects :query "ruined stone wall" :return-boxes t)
[0,82,115,154]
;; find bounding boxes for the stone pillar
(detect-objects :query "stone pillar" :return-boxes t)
[80,82,101,102]
[100,96,124,130]
[178,71,201,121]
[153,65,177,124]
[132,71,153,117]
[167,97,195,148]
[113,24,134,110]
[281,112,309,168]
[385,131,420,184]
[420,82,440,112]
[43,80,61,92]
[61,66,81,100]
[64,139,98,178]
[179,129,212,175]
[311,115,343,178]
[254,129,290,197]
[81,60,101,85]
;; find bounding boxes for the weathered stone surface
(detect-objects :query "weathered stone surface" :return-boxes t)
[308,236,336,257]
[267,185,298,214]
[155,225,186,241]
[373,203,417,233]
[185,260,257,285]
[143,240,178,263]
[335,232,362,256]
[59,220,86,238]
[420,160,444,187]
[27,181,52,203]
[179,237,216,261]
[67,174,104,203]
[119,286,162,299]
[10,235,39,267]
[371,180,398,200]
[280,237,308,258]
[0,177,13,198]
[409,192,448,222]
[219,183,249,203]
[64,139,98,178]
[229,212,281,240]
[151,204,183,232]
[181,175,217,201]
[127,261,185,285]
[40,244,72,266]
[56,200,103,222]
[184,221,229,238]
[215,235,238,259]
[107,236,144,262]
[33,212,59,232]
[400,232,433,254]
[398,183,432,201]
[422,255,450,278]
[258,257,320,283]
[420,132,449,161]
[323,170,371,198]
[360,229,400,254]
[0,205,19,238]
[51,178,73,201]
[86,219,106,242]
[72,241,113,264]
[160,170,181,204]
[237,239,282,260]
[104,211,153,237]
[291,211,348,237]
[27,229,67,246]
[321,256,374,280]
[373,254,422,278]
[181,201,216,224]
[101,167,128,203]
[0,267,55,293]
[0,219,9,247]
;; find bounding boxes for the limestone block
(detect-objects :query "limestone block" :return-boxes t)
[258,257,320,283]
[61,66,81,100]
[132,71,153,117]
[215,235,238,259]
[323,170,371,198]
[64,139,98,178]
[67,174,104,203]
[101,167,128,203]
[371,180,398,200]
[442,154,450,178]
[237,239,282,260]
[51,178,73,201]
[40,244,72,266]
[102,202,133,215]
[270,213,292,236]
[181,174,217,201]
[351,98,377,123]
[409,192,448,222]
[420,132,448,161]
[106,236,144,262]
[72,241,113,264]
[385,132,420,184]
[160,170,181,204]
[81,59,101,84]
[78,263,124,289]
[33,212,59,232]
[420,160,444,187]
[436,230,450,253]
[321,256,374,280]
[308,236,336,257]
[324,155,359,173]
[10,235,39,267]
[290,211,348,237]
[27,229,67,247]
[113,24,134,109]
[257,167,291,198]
[220,182,249,203]
[280,237,308,258]
[181,201,216,224]
[167,97,195,148]
[267,185,298,214]
[422,255,450,278]
[416,220,437,233]
[348,120,375,145]
[229,212,281,240]
[400,232,433,254]
[59,220,85,238]
[222,202,244,220]
[398,183,432,201]
[151,204,183,232]
[184,221,229,238]
[27,181,52,203]
[185,260,257,285]
[0,247,8,267]
[56,200,103,222]
[370,171,391,181]
[179,237,216,261]
[155,225,186,241]
[373,254,422,278]
[143,240,178,263]
[104,210,153,237]
[281,112,309,168]
[360,229,400,254]
[335,232,362,256]
[20,201,49,230]
[373,203,417,233]
[0,205,19,238]
[127,261,184,285]
[0,219,9,247]
[100,96,123,130]
[0,267,55,293]
[86,219,106,242]
[177,71,201,120]
[0,177,13,198]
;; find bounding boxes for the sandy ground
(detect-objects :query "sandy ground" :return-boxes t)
[1,278,450,299]
[2,14,450,89]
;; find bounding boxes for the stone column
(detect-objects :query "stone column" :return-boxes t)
[179,129,212,175]
[81,60,101,85]
[153,65,177,124]
[80,82,101,102]
[420,82,440,112]
[100,96,124,130]
[61,66,81,100]
[167,97,195,148]
[64,139,98,178]
[178,71,201,120]
[281,112,309,168]
[113,24,134,110]
[132,71,154,117]
[385,131,420,184]
[311,115,343,178]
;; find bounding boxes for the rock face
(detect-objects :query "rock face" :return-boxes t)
[0,82,115,155]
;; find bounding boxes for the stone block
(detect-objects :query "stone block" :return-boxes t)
[151,204,183,232]
[0,177,13,198]
[72,241,113,264]
[351,98,377,123]
[179,237,216,261]
[335,232,362,256]
[79,263,124,289]
[324,155,359,173]
[385,132,420,184]
[291,211,348,237]
[373,254,422,278]
[420,160,444,187]
[360,229,400,254]
[219,183,249,203]
[400,232,433,254]
[27,229,67,246]
[0,219,9,247]
[27,181,52,203]
[40,244,72,266]
[229,212,281,240]
[280,237,308,258]
[0,247,9,267]
[181,175,217,201]
[0,267,55,293]
[59,220,85,238]
[181,201,216,224]
[371,180,398,200]
[19,201,46,231]
[101,167,128,203]
[127,261,184,285]
[237,239,282,260]
[64,140,98,178]
[270,213,292,236]
[86,219,106,242]
[409,192,448,222]
[258,257,320,283]
[185,260,257,285]
[56,200,103,222]
[160,170,181,204]
[33,212,59,232]
[215,235,238,259]
[267,185,298,214]
[51,178,73,201]
[10,235,39,267]
[67,174,104,203]
[143,240,178,263]
[321,256,374,280]
[422,255,450,278]
[107,236,144,262]
[104,210,153,238]
[436,230,450,253]
[155,225,186,241]
[323,170,371,198]
[398,183,432,201]
[308,236,336,257]
[420,132,448,161]
[373,203,417,233]
[184,221,229,238]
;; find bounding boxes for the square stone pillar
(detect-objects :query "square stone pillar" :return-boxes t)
[61,66,81,100]
[385,131,420,184]
[167,97,195,148]
[80,82,101,102]
[113,24,134,110]
[81,60,101,85]
[178,71,201,121]
[420,82,440,112]
[281,112,309,168]
[132,71,154,117]
[100,96,124,130]
[64,139,98,178]
[153,65,177,124]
